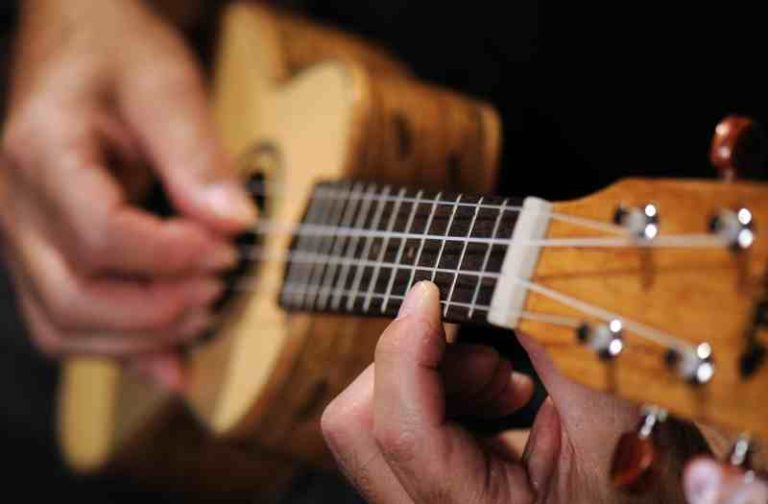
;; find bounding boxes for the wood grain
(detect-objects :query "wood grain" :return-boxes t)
[520,178,768,441]
[57,1,501,483]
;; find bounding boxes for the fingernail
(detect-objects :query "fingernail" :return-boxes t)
[397,281,438,319]
[200,244,238,272]
[187,279,224,306]
[200,182,257,226]
[685,461,721,504]
[177,310,214,337]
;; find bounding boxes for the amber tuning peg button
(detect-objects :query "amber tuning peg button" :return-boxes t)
[710,115,767,181]
[610,407,667,493]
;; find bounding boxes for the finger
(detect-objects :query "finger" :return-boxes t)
[517,333,639,471]
[117,45,256,233]
[321,365,414,503]
[684,458,768,504]
[373,282,533,503]
[521,397,563,496]
[4,111,239,276]
[16,284,205,358]
[442,343,534,418]
[13,227,222,333]
[127,351,186,393]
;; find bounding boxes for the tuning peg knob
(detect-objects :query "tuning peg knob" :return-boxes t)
[664,343,716,385]
[610,407,668,493]
[729,435,755,471]
[577,320,624,360]
[710,115,767,181]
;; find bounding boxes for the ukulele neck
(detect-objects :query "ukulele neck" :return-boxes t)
[278,180,551,327]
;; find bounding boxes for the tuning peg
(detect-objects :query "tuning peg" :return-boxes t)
[710,115,767,181]
[577,320,624,360]
[610,406,667,493]
[664,342,716,385]
[613,203,659,240]
[709,207,756,251]
[728,435,755,471]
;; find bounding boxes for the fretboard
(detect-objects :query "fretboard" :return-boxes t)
[279,181,523,325]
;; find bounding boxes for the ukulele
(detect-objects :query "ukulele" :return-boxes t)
[58,2,768,491]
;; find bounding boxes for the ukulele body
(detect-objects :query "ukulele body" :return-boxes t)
[57,2,501,491]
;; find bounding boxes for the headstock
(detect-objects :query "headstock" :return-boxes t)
[512,176,768,443]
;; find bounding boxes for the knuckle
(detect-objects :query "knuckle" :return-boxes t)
[374,319,409,360]
[27,323,65,359]
[320,399,346,443]
[42,288,81,329]
[34,333,64,359]
[477,358,512,405]
[373,423,418,465]
[374,317,442,364]
[137,59,202,100]
[2,101,57,167]
[320,397,357,444]
[143,287,188,329]
[157,241,198,274]
[72,227,110,273]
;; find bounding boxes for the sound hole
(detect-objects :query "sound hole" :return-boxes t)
[199,142,283,344]
[213,171,267,314]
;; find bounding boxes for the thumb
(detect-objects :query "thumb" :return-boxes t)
[373,282,534,503]
[118,48,257,234]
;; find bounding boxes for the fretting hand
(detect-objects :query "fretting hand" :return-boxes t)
[0,0,256,390]
[322,281,703,503]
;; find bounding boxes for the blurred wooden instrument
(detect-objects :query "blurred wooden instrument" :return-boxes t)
[57,2,768,494]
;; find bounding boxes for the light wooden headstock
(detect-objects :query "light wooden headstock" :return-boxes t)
[510,177,768,439]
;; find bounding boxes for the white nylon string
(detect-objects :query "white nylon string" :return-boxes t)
[235,246,699,353]
[273,282,583,328]
[514,278,694,351]
[239,182,717,354]
[243,220,730,250]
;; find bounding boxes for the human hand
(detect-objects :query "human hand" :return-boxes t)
[684,458,767,504]
[322,281,700,503]
[0,0,256,389]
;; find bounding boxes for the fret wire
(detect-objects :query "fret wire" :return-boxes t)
[329,184,378,310]
[309,185,523,212]
[282,190,326,306]
[345,185,392,311]
[363,188,407,311]
[381,189,424,313]
[315,182,365,310]
[429,194,461,286]
[443,196,483,317]
[304,183,353,308]
[253,249,501,278]
[300,185,344,306]
[404,191,443,306]
[468,198,508,318]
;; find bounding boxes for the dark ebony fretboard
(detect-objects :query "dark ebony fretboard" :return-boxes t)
[279,181,523,325]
